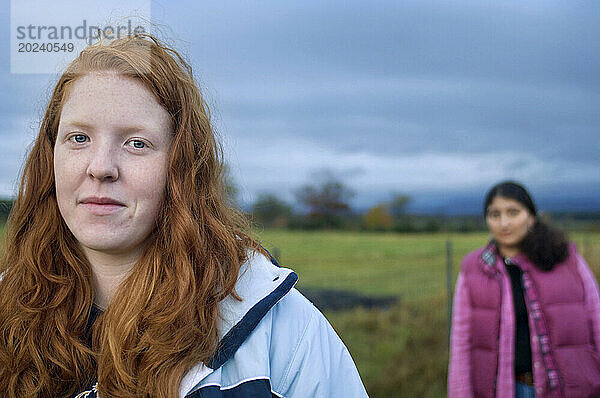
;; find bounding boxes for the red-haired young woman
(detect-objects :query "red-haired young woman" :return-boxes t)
[0,34,368,398]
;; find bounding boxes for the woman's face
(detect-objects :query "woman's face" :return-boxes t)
[486,195,534,253]
[54,71,172,256]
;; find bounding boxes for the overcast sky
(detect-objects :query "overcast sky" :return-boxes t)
[1,1,599,213]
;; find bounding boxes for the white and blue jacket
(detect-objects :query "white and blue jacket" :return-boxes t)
[75,251,369,397]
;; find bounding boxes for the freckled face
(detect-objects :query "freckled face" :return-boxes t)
[486,196,534,253]
[54,71,172,256]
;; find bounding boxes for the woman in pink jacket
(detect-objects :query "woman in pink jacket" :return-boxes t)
[448,181,600,398]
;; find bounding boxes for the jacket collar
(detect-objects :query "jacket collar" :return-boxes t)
[180,249,298,396]
[479,240,530,276]
[479,240,501,277]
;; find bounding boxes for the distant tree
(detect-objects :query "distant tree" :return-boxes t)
[295,170,355,228]
[222,163,239,206]
[363,203,393,231]
[251,193,293,227]
[0,199,14,223]
[389,193,413,232]
[389,193,411,219]
[422,219,441,232]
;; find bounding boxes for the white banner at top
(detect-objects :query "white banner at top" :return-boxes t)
[10,0,152,74]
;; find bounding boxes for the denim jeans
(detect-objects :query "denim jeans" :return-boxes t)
[515,381,536,398]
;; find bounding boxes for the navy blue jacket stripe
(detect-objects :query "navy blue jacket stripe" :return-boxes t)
[207,271,298,369]
[186,378,278,397]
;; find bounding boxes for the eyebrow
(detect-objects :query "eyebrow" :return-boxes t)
[60,120,158,134]
[487,206,522,212]
[60,120,95,131]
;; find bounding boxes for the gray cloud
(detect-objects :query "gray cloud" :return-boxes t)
[0,1,598,210]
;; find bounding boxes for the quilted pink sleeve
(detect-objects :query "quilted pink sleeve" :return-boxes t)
[448,272,474,398]
[576,253,600,351]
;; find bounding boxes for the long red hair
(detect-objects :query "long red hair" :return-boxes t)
[0,34,259,397]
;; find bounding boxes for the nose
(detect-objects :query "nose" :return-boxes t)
[500,214,510,227]
[86,142,119,182]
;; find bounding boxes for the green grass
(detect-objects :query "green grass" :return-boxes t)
[325,296,448,397]
[257,229,600,299]
[256,229,473,300]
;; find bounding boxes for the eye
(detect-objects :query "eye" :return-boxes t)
[68,133,88,143]
[507,208,520,216]
[127,139,148,150]
[487,211,500,219]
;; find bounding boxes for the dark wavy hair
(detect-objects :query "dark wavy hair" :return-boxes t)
[484,181,569,271]
[0,34,261,397]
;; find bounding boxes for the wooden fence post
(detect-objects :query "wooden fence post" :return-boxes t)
[446,239,453,346]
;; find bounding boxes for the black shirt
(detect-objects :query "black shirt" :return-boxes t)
[85,304,103,347]
[69,304,103,397]
[504,258,533,374]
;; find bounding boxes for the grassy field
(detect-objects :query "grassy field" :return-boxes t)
[256,229,600,300]
[255,229,600,397]
[256,229,482,300]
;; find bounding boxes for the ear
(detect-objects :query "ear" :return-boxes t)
[527,214,535,229]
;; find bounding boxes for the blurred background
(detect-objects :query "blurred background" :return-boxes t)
[2,1,600,396]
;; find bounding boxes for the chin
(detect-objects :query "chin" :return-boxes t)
[497,239,521,251]
[77,237,136,254]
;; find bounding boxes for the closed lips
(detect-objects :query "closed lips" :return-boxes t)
[80,197,125,206]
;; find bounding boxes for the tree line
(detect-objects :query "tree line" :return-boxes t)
[242,172,484,232]
[238,172,600,233]
[0,200,13,223]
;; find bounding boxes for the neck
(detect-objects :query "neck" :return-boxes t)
[497,244,521,259]
[82,246,143,310]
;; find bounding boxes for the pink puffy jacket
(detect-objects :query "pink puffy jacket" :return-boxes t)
[448,243,600,397]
